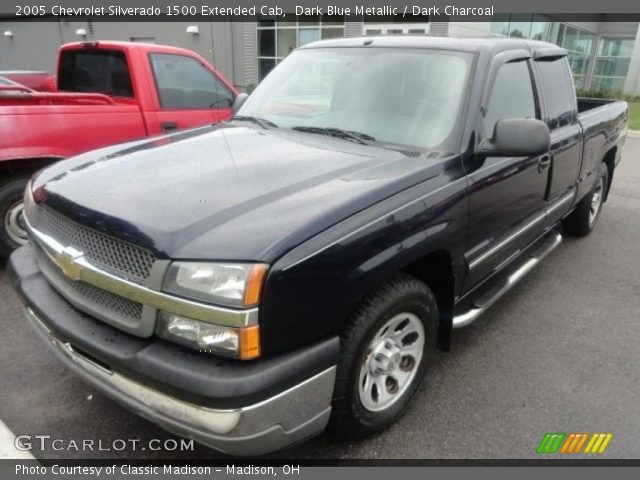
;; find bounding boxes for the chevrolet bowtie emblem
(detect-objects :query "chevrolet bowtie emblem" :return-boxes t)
[56,246,84,281]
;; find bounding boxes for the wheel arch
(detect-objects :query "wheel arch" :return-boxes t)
[400,249,456,352]
[601,146,616,201]
[0,157,62,183]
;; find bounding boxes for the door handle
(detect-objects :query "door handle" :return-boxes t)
[161,121,178,132]
[538,154,551,173]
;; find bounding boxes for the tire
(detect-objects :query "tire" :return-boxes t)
[329,273,438,438]
[562,162,609,237]
[0,177,30,259]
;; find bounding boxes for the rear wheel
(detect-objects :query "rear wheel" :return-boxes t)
[562,163,609,237]
[0,177,30,258]
[329,273,438,438]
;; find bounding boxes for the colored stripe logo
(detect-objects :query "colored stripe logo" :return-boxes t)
[537,433,613,454]
[584,433,614,454]
[537,433,566,453]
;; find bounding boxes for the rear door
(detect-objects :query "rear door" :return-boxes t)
[462,53,551,292]
[146,52,235,134]
[533,53,583,225]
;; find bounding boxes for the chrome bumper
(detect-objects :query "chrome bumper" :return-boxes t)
[24,307,335,456]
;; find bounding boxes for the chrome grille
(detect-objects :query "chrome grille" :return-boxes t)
[42,253,144,321]
[29,204,155,285]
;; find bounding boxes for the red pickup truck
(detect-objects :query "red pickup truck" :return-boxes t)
[0,41,239,257]
[0,71,56,92]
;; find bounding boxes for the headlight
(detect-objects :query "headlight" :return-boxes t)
[157,312,260,359]
[163,262,269,307]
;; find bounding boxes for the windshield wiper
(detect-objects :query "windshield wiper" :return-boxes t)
[291,126,375,145]
[232,115,278,129]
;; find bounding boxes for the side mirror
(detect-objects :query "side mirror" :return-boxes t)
[232,92,249,114]
[479,118,550,157]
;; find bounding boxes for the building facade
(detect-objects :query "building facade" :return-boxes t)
[1,16,640,95]
[451,16,640,94]
[0,20,258,88]
[255,16,640,94]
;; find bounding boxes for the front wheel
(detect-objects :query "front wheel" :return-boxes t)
[0,177,30,259]
[329,273,438,438]
[562,163,609,237]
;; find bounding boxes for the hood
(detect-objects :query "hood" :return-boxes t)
[32,124,441,261]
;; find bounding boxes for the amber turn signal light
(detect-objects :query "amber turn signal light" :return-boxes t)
[243,263,269,307]
[239,325,261,360]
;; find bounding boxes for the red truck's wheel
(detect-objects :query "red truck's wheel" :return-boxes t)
[329,273,438,438]
[0,177,29,258]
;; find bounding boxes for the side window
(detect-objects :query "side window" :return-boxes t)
[536,58,576,129]
[150,53,234,109]
[484,60,537,137]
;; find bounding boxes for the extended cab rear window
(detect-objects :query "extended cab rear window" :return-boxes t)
[536,58,576,129]
[58,49,133,97]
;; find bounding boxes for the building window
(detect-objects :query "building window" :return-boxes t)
[529,17,551,41]
[257,18,345,81]
[591,37,635,93]
[489,15,510,37]
[507,14,533,38]
[548,23,565,45]
[490,14,550,40]
[562,27,594,90]
[363,24,429,35]
[490,17,595,90]
[130,36,155,43]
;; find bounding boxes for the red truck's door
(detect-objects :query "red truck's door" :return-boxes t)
[144,52,235,134]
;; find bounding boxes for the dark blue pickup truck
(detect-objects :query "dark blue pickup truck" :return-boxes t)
[9,36,628,455]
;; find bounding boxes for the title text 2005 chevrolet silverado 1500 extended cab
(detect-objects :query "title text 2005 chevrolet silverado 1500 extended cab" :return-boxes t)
[9,37,627,455]
[0,41,238,257]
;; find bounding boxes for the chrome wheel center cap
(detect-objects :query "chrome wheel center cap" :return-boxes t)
[369,339,402,375]
[358,312,425,413]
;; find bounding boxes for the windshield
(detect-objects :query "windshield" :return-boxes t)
[238,47,472,151]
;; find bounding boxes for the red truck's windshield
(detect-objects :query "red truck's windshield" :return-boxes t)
[240,47,473,151]
[58,49,133,97]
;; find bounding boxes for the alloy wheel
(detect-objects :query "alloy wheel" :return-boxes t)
[358,312,425,412]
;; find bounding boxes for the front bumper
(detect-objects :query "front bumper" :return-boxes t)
[9,245,339,456]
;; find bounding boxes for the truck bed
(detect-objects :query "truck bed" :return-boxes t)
[0,89,126,106]
[577,98,628,133]
[577,97,621,114]
[0,102,147,162]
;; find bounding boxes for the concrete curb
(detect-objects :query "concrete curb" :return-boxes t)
[628,130,640,138]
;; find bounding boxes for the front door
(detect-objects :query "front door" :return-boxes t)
[463,57,551,293]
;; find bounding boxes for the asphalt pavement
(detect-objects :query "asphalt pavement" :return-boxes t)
[1,138,639,460]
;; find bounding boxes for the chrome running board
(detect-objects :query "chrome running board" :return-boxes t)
[453,232,562,328]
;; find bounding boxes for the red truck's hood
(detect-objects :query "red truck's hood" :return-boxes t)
[32,124,441,261]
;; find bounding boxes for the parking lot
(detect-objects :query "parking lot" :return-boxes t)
[1,137,639,460]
